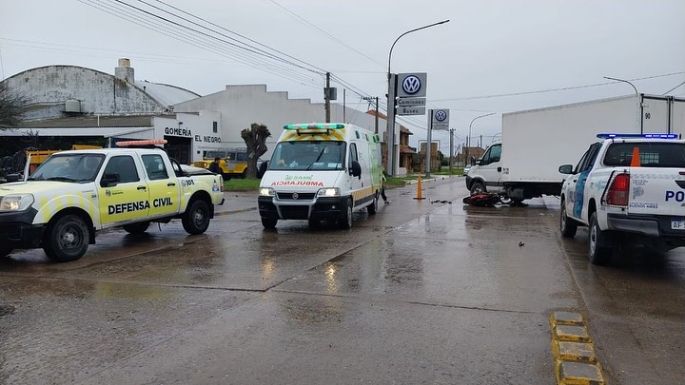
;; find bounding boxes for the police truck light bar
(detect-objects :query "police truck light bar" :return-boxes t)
[596,133,680,139]
[116,139,168,147]
[284,123,345,130]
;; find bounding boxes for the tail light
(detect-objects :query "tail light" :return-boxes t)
[606,173,630,206]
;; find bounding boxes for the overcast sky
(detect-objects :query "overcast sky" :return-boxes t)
[1,0,684,151]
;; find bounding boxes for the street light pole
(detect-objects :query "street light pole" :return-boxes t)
[466,112,495,166]
[604,76,641,133]
[386,19,449,176]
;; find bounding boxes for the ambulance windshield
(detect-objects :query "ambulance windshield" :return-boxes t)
[30,154,105,183]
[270,141,345,171]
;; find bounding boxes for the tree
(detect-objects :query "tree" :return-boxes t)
[0,83,26,128]
[241,123,271,178]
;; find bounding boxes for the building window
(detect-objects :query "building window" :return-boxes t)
[213,121,218,133]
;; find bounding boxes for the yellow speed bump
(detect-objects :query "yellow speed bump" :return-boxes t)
[555,360,605,385]
[554,325,591,343]
[552,341,597,364]
[550,311,584,327]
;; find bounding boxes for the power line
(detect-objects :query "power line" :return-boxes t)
[663,79,685,95]
[429,71,685,102]
[265,0,383,68]
[79,0,321,87]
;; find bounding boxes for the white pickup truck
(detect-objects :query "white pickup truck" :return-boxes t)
[0,147,225,262]
[559,133,685,264]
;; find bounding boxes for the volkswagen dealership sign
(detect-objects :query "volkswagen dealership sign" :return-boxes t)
[397,73,427,98]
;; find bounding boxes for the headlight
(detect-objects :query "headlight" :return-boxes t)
[317,188,340,197]
[0,194,34,212]
[259,187,275,197]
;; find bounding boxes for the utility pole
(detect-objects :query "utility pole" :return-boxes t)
[374,97,379,134]
[343,89,346,123]
[362,96,380,134]
[449,128,454,175]
[479,135,482,148]
[325,72,331,123]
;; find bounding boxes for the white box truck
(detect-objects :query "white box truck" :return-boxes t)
[465,94,685,203]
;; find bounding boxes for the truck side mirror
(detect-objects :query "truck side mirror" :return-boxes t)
[257,161,268,179]
[350,161,362,178]
[558,164,574,174]
[100,173,119,187]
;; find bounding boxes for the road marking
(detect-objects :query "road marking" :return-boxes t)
[549,311,606,385]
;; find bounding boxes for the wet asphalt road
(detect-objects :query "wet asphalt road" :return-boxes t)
[1,178,684,385]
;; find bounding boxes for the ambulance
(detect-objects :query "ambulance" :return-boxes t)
[0,145,225,262]
[258,123,383,229]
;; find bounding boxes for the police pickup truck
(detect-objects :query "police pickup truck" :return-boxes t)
[559,133,685,264]
[0,147,224,262]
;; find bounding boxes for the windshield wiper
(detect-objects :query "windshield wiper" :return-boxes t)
[306,148,327,170]
[45,176,78,182]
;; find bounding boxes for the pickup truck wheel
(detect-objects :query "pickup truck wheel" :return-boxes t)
[338,198,353,230]
[588,212,610,265]
[470,181,486,194]
[261,215,278,229]
[123,221,150,234]
[43,214,89,262]
[0,246,13,258]
[182,199,211,235]
[560,202,577,238]
[367,192,378,215]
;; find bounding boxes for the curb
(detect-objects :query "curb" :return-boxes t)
[215,207,257,217]
[549,311,606,385]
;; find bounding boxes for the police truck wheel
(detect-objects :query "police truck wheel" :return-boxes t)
[560,201,577,238]
[339,198,353,229]
[0,246,13,258]
[43,214,89,262]
[123,221,150,234]
[470,181,486,194]
[182,199,211,235]
[367,192,378,215]
[588,212,610,265]
[261,215,278,229]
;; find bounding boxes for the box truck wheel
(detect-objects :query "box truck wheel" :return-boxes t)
[588,212,610,265]
[0,246,13,258]
[470,181,486,194]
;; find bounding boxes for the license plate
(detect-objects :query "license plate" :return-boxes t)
[671,218,685,230]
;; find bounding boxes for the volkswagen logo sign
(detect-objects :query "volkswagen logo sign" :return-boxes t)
[435,110,447,121]
[292,192,299,200]
[402,75,422,95]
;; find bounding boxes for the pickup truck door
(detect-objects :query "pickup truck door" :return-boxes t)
[98,154,149,226]
[141,153,181,218]
[566,143,601,222]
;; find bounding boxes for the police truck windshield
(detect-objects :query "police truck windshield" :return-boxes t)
[30,154,105,182]
[269,141,345,171]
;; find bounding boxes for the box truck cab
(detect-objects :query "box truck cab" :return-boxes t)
[258,123,383,229]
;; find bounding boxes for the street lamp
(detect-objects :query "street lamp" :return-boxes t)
[466,112,495,166]
[386,19,449,176]
[604,76,641,133]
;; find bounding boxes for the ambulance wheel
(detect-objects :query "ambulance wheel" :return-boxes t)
[588,212,610,265]
[0,246,12,258]
[261,215,278,229]
[367,192,378,215]
[470,181,486,194]
[183,199,211,235]
[123,221,150,234]
[43,214,89,262]
[338,198,353,230]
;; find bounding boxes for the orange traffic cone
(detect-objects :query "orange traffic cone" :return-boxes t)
[630,146,641,167]
[414,175,425,200]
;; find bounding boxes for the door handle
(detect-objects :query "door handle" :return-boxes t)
[497,167,502,172]
[137,186,147,191]
[167,182,176,187]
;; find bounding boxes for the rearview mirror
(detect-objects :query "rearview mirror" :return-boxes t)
[350,161,362,178]
[558,164,574,175]
[100,173,119,187]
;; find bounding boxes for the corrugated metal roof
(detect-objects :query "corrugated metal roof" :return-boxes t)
[136,81,200,107]
[15,115,160,128]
